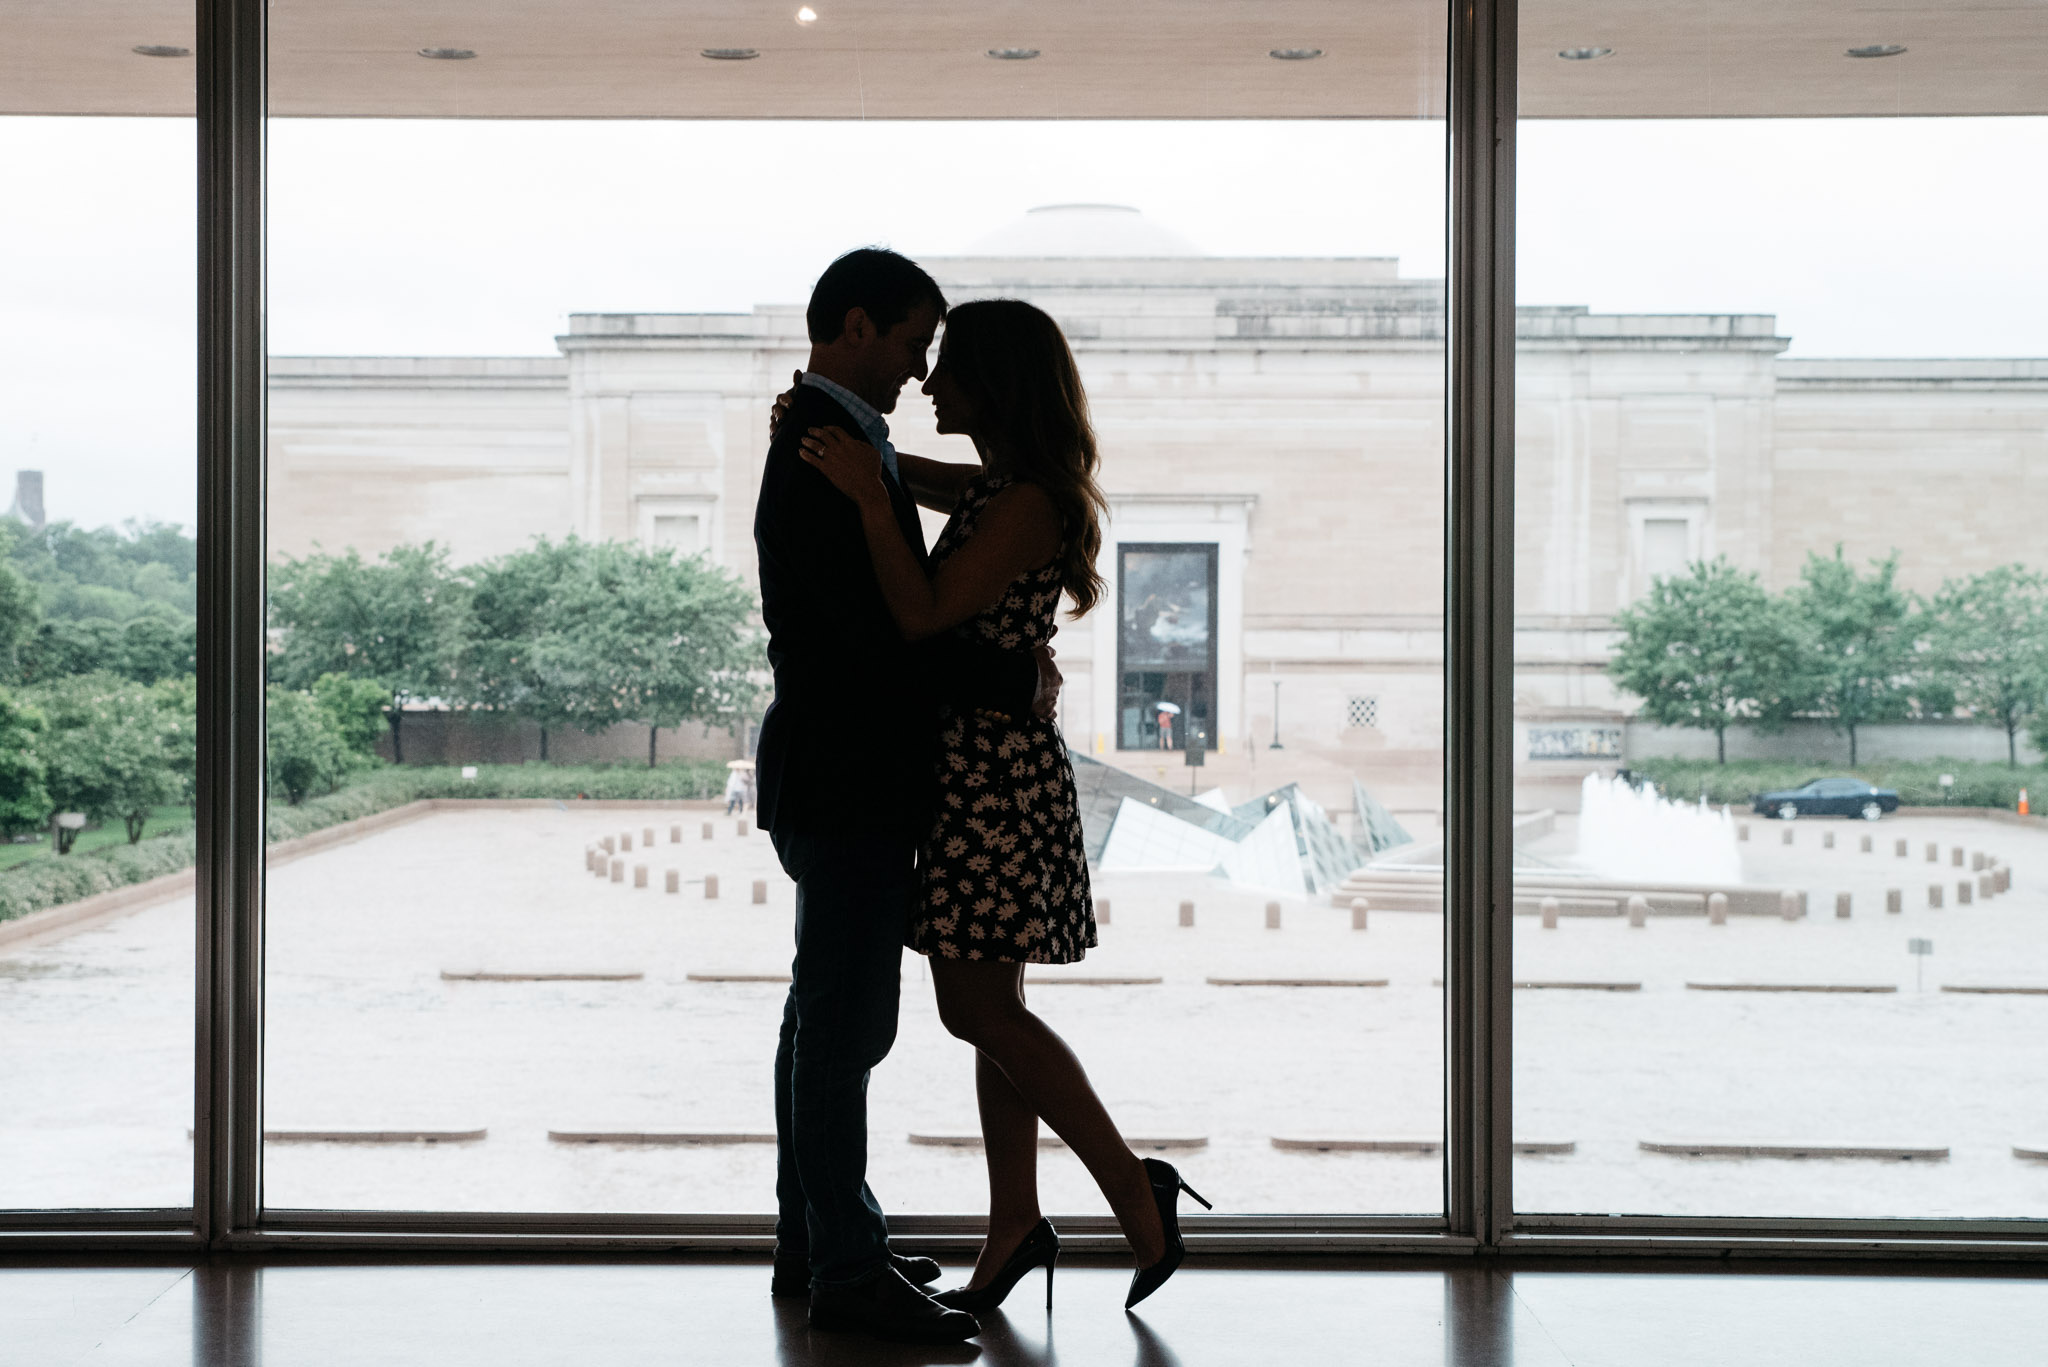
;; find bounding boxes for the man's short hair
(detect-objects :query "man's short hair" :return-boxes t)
[805,248,948,345]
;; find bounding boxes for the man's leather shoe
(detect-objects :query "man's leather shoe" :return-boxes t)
[773,1251,940,1298]
[808,1266,980,1343]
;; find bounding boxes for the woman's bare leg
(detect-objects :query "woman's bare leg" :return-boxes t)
[932,957,1167,1276]
[970,1046,1044,1287]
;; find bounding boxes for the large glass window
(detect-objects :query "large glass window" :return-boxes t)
[0,13,197,1211]
[1117,544,1218,753]
[256,2,1448,1220]
[1513,3,2048,1219]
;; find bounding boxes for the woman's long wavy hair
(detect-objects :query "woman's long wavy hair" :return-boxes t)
[939,299,1108,618]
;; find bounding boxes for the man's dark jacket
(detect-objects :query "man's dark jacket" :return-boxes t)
[752,383,1036,843]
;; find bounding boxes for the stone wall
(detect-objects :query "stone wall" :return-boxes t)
[1623,719,2042,767]
[373,712,744,767]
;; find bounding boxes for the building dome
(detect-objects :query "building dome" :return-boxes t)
[961,204,1202,258]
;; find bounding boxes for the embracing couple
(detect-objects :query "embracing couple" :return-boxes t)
[753,248,1208,1344]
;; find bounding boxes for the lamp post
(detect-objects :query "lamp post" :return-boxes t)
[1269,679,1283,749]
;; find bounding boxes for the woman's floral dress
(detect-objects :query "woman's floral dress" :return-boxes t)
[907,475,1096,964]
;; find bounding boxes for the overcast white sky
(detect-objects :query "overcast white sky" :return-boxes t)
[4,115,2045,532]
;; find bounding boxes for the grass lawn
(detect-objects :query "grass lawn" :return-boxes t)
[0,806,195,872]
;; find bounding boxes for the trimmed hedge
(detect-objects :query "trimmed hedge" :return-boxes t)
[1,760,731,925]
[1630,757,2048,811]
[0,832,196,924]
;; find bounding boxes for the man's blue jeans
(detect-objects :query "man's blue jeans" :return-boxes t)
[771,826,913,1288]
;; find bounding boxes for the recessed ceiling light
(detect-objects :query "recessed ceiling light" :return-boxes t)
[132,44,191,58]
[795,6,818,23]
[701,48,759,61]
[1847,44,1907,58]
[987,48,1040,61]
[418,48,476,60]
[1269,48,1323,61]
[1558,47,1613,61]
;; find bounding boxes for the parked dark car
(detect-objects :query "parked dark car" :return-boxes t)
[1750,778,1901,821]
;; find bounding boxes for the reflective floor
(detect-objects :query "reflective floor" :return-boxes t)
[4,1257,2046,1366]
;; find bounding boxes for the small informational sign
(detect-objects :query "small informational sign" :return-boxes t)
[461,765,479,781]
[1909,937,1934,992]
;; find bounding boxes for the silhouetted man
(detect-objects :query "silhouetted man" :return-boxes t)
[753,248,1056,1344]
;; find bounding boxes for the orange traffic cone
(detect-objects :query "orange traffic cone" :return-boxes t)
[2019,788,2030,816]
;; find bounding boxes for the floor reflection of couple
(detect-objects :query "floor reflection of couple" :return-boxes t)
[753,247,1209,1346]
[772,1294,1189,1366]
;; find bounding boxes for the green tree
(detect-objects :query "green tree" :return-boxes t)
[0,558,39,681]
[1784,548,1918,766]
[0,688,52,836]
[530,542,760,766]
[22,616,124,682]
[463,538,587,760]
[1929,565,2048,767]
[268,543,471,763]
[119,615,195,684]
[311,672,392,759]
[30,673,182,847]
[149,673,199,806]
[266,685,352,805]
[1608,558,1806,764]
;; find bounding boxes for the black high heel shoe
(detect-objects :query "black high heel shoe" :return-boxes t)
[1125,1156,1211,1310]
[932,1218,1060,1314]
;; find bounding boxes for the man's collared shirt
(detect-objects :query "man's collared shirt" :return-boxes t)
[798,372,901,484]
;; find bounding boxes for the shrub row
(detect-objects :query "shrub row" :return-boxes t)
[1,760,732,925]
[1629,757,2047,811]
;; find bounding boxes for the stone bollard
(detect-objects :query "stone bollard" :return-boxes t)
[1780,890,1801,921]
[1972,851,1986,872]
[665,869,679,894]
[1928,883,1943,908]
[1265,901,1282,930]
[643,827,655,848]
[1707,893,1728,926]
[1352,897,1371,931]
[621,832,633,852]
[670,824,682,843]
[1782,828,1795,846]
[737,818,749,837]
[702,822,714,840]
[1798,891,1810,918]
[1979,872,1994,899]
[1823,832,1835,850]
[1627,895,1649,928]
[584,848,596,872]
[602,836,616,855]
[753,879,768,904]
[1886,888,1902,915]
[1097,897,1111,926]
[1539,896,1558,929]
[1957,880,1973,906]
[1178,900,1195,928]
[634,864,648,889]
[609,858,624,883]
[1860,835,1872,853]
[1835,891,1851,919]
[1895,838,1908,857]
[1738,823,1751,842]
[705,874,720,900]
[1997,866,2011,893]
[1952,846,1965,867]
[1926,842,1938,863]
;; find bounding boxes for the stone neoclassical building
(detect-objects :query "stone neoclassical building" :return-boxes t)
[267,205,2048,811]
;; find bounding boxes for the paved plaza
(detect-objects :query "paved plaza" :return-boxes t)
[3,804,2046,1220]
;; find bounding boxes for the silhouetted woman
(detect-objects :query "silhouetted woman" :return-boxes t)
[793,298,1209,1312]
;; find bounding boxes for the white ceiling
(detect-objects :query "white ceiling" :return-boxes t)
[5,1,2043,119]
